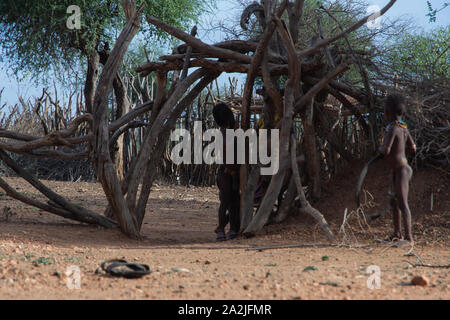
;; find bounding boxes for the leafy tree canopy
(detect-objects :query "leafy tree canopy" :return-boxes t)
[383,26,449,84]
[0,0,211,77]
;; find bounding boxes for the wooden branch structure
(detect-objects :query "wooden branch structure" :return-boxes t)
[0,0,400,240]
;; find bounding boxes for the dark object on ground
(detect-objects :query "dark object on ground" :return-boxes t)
[411,275,429,286]
[226,230,238,240]
[216,230,226,242]
[100,259,151,279]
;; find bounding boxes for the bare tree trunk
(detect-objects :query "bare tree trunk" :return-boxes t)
[239,0,288,217]
[272,178,296,223]
[290,135,334,242]
[302,99,321,201]
[84,50,100,115]
[124,68,208,217]
[98,46,132,183]
[91,1,145,238]
[287,0,305,46]
[134,71,221,228]
[112,75,130,181]
[240,164,260,232]
[0,150,116,228]
[244,14,298,236]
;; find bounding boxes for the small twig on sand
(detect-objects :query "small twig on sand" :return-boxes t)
[403,252,449,268]
[403,260,450,269]
[378,239,414,254]
[246,243,370,252]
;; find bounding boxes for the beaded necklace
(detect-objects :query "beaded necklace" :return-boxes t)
[386,120,407,132]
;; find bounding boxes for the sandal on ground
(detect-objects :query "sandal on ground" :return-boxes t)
[216,231,226,242]
[100,259,151,279]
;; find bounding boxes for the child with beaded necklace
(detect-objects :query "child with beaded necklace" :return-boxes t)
[378,94,416,243]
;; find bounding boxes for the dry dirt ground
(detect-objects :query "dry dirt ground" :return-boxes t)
[0,162,448,300]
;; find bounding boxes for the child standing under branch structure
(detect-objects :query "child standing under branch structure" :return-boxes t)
[378,94,417,243]
[212,103,240,241]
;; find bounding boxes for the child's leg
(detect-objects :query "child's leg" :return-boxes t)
[217,171,232,232]
[394,165,413,242]
[228,176,241,233]
[214,212,229,233]
[387,172,402,240]
[390,197,402,239]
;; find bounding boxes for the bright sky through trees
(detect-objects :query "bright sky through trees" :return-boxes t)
[0,0,448,105]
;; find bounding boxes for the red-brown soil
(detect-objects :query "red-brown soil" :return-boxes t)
[0,162,448,300]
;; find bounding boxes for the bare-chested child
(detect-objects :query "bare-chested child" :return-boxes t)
[212,103,240,241]
[378,94,416,243]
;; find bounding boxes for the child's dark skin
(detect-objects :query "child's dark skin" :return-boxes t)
[213,103,240,241]
[378,96,416,243]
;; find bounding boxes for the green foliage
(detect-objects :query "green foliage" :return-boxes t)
[426,1,449,23]
[141,0,208,38]
[264,263,278,267]
[384,26,450,83]
[23,253,36,261]
[32,257,54,265]
[0,0,210,78]
[0,0,118,76]
[299,0,373,47]
[319,280,339,287]
[303,265,318,272]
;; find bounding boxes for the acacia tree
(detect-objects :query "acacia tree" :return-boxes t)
[0,0,399,240]
[380,26,449,85]
[0,0,209,180]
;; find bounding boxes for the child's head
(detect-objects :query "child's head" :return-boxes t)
[213,102,235,129]
[384,93,406,122]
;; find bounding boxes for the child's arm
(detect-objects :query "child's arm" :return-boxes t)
[378,126,397,155]
[406,129,417,153]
